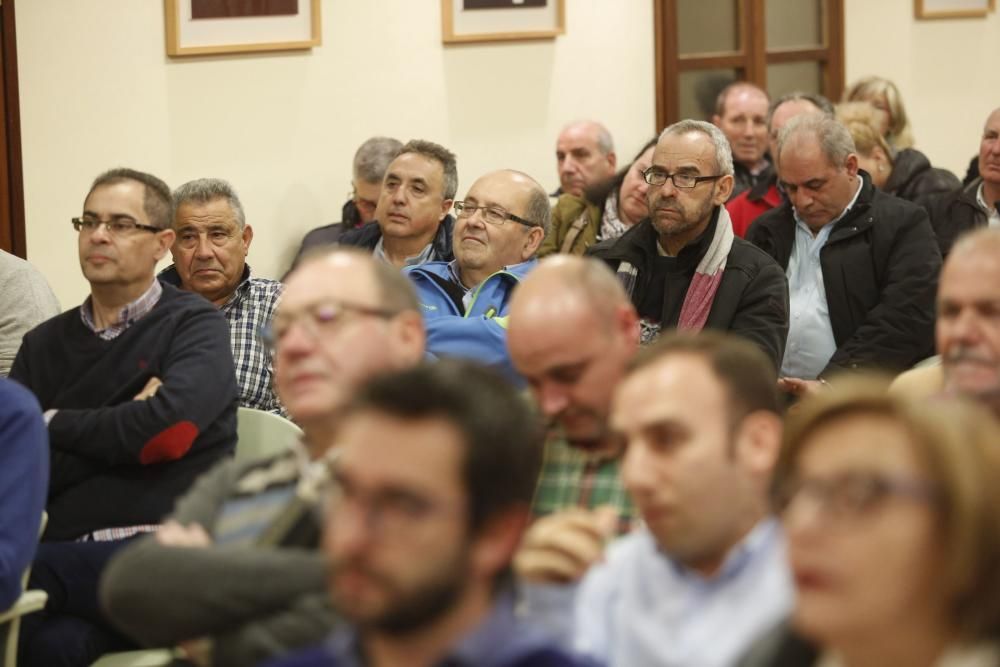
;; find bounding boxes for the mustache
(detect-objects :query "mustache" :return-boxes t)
[945,347,995,366]
[650,196,681,212]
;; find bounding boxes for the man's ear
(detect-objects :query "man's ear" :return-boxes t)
[242,224,254,253]
[844,153,860,178]
[607,151,618,171]
[470,507,531,581]
[440,198,454,222]
[734,410,783,476]
[713,174,735,205]
[522,226,545,260]
[154,229,176,261]
[388,311,427,367]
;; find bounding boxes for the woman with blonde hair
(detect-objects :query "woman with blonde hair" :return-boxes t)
[837,102,959,213]
[741,379,1000,666]
[844,75,915,150]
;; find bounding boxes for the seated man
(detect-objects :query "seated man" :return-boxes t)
[712,82,772,200]
[101,248,426,667]
[590,119,789,372]
[0,379,48,609]
[405,169,548,383]
[520,332,791,667]
[746,115,941,396]
[929,106,1000,258]
[726,92,835,238]
[9,168,238,666]
[553,120,617,199]
[0,249,60,376]
[288,136,403,271]
[264,360,593,667]
[159,177,284,414]
[507,256,639,533]
[339,140,457,268]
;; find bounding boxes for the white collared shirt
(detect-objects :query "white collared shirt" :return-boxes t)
[976,182,1000,228]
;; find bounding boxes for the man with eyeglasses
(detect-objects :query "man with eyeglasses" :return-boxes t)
[158,178,284,415]
[102,248,426,667]
[263,360,595,667]
[404,169,549,383]
[9,168,238,666]
[339,139,457,269]
[590,119,788,372]
[746,115,941,398]
[520,331,791,667]
[288,137,404,273]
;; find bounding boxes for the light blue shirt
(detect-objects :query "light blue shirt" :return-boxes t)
[781,179,863,379]
[520,519,793,667]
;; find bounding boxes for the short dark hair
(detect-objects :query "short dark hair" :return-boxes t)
[627,331,781,423]
[347,360,543,533]
[398,140,458,200]
[87,168,172,230]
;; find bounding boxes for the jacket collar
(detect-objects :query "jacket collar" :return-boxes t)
[597,206,722,270]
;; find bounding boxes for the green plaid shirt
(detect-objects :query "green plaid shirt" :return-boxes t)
[530,434,637,535]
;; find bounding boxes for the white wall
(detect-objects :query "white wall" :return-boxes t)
[844,0,1000,177]
[16,0,999,309]
[16,0,655,308]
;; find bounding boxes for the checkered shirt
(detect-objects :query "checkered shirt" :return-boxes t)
[219,268,285,416]
[80,278,162,340]
[531,434,637,535]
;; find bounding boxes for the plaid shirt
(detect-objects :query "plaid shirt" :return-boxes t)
[531,434,637,535]
[160,265,285,416]
[80,278,162,340]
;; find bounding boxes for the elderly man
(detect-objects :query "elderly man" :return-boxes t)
[747,115,942,396]
[263,361,593,667]
[930,107,1000,257]
[0,249,60,376]
[160,178,284,414]
[591,119,789,372]
[289,136,403,269]
[554,120,617,198]
[507,256,639,532]
[102,249,426,667]
[726,93,835,237]
[405,169,548,382]
[340,139,457,267]
[519,332,791,666]
[712,82,772,200]
[9,168,238,666]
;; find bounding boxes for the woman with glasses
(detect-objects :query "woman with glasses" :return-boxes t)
[539,138,657,257]
[742,379,1000,667]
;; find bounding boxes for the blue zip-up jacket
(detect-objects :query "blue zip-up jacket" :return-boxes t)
[404,259,537,384]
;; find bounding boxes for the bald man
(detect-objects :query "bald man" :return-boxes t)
[712,82,772,200]
[555,121,617,198]
[405,170,549,383]
[507,255,639,533]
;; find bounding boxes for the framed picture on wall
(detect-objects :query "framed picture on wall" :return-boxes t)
[914,0,994,19]
[165,0,321,57]
[441,0,565,44]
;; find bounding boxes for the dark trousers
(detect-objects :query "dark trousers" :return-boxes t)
[19,540,138,667]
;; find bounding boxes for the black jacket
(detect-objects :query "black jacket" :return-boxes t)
[884,148,960,213]
[746,172,941,376]
[928,177,990,258]
[589,208,789,372]
[338,214,456,263]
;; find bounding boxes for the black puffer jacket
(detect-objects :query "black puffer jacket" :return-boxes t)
[927,177,990,258]
[338,214,456,262]
[884,148,960,213]
[746,171,942,377]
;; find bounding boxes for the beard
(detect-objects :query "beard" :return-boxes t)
[331,548,470,636]
[648,187,717,243]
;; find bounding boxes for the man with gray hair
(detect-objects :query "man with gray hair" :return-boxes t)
[405,169,549,383]
[555,120,617,198]
[727,92,835,237]
[591,119,788,372]
[340,139,458,268]
[289,136,403,269]
[160,177,284,414]
[747,115,941,397]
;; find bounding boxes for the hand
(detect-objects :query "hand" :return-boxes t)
[155,520,212,548]
[133,376,163,401]
[777,377,824,397]
[514,506,619,585]
[178,638,213,667]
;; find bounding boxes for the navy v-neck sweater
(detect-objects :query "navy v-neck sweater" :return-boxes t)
[9,283,238,541]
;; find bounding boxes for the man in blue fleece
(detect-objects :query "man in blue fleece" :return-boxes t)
[404,170,550,382]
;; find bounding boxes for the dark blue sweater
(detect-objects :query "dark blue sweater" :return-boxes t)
[9,283,238,541]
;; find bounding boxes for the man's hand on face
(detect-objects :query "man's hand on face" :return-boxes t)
[514,506,619,585]
[133,376,163,401]
[155,520,213,548]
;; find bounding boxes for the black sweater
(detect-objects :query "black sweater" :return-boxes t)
[10,283,238,541]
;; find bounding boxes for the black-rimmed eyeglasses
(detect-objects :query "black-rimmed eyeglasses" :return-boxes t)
[453,201,539,228]
[72,216,163,236]
[642,169,725,189]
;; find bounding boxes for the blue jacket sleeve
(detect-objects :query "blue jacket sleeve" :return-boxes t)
[0,380,48,608]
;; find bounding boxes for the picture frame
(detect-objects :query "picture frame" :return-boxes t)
[441,0,565,45]
[164,0,321,57]
[914,0,994,19]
